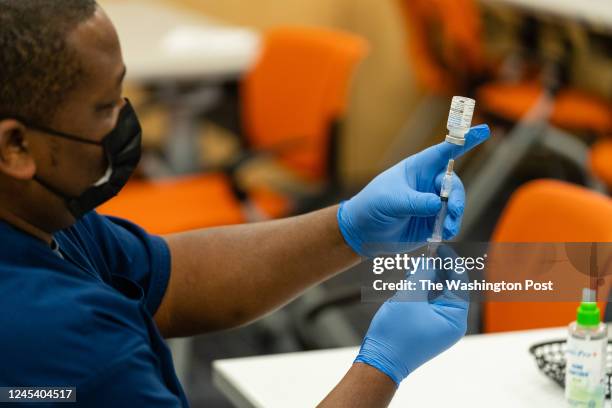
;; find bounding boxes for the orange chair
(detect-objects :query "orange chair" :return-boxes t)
[99,27,368,234]
[397,0,612,237]
[477,82,612,136]
[397,0,612,134]
[397,0,486,95]
[381,0,488,163]
[242,27,368,182]
[98,174,245,235]
[483,179,612,333]
[589,138,612,191]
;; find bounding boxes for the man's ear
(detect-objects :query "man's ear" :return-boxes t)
[0,120,36,180]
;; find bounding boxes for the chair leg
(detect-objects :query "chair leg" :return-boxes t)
[459,92,555,239]
[168,337,193,391]
[162,85,223,174]
[460,123,546,238]
[291,285,362,348]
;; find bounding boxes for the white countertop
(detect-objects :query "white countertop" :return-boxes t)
[213,327,573,407]
[98,0,261,82]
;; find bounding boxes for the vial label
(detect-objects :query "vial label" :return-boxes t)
[447,96,476,131]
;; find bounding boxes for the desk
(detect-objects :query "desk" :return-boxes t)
[99,0,261,82]
[213,327,571,407]
[481,0,612,31]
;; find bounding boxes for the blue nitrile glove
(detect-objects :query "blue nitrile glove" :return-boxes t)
[355,245,469,385]
[337,124,490,257]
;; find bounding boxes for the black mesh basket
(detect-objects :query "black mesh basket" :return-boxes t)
[529,339,612,399]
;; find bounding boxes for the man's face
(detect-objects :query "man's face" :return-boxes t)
[0,5,127,232]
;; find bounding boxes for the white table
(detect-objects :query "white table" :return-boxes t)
[213,327,574,407]
[481,0,612,31]
[98,0,261,82]
[98,0,262,174]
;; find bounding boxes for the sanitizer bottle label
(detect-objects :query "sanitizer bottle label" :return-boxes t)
[565,336,607,407]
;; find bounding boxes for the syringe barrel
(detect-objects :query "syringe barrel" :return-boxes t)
[430,201,448,243]
[440,160,454,198]
[440,174,453,199]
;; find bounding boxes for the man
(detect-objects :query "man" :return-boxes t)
[0,1,490,406]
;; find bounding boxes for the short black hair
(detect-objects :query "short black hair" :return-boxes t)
[0,0,98,126]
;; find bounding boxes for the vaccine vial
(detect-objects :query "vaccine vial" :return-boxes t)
[446,96,476,146]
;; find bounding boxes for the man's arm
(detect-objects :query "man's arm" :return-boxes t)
[152,125,487,406]
[153,125,489,338]
[154,205,360,337]
[317,364,396,408]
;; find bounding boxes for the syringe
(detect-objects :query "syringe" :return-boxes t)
[427,96,475,255]
[426,160,454,257]
[428,159,454,245]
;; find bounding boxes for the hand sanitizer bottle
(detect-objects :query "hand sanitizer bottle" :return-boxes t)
[566,289,608,407]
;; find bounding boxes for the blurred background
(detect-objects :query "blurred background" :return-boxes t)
[97,0,611,406]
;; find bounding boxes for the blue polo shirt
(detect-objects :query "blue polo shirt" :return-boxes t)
[0,212,189,407]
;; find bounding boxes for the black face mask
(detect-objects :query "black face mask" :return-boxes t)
[22,99,142,219]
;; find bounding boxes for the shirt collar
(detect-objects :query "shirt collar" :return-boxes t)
[0,219,62,263]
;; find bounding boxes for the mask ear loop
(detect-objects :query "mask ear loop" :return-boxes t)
[4,97,133,145]
[33,175,77,200]
[12,118,104,146]
[25,98,135,213]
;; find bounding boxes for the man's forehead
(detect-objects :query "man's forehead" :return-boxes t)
[66,6,124,85]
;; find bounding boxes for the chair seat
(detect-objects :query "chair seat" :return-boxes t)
[477,81,612,135]
[484,179,612,333]
[589,138,612,189]
[98,173,246,235]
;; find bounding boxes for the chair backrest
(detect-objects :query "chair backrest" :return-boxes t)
[484,179,612,332]
[396,0,485,94]
[241,26,368,181]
